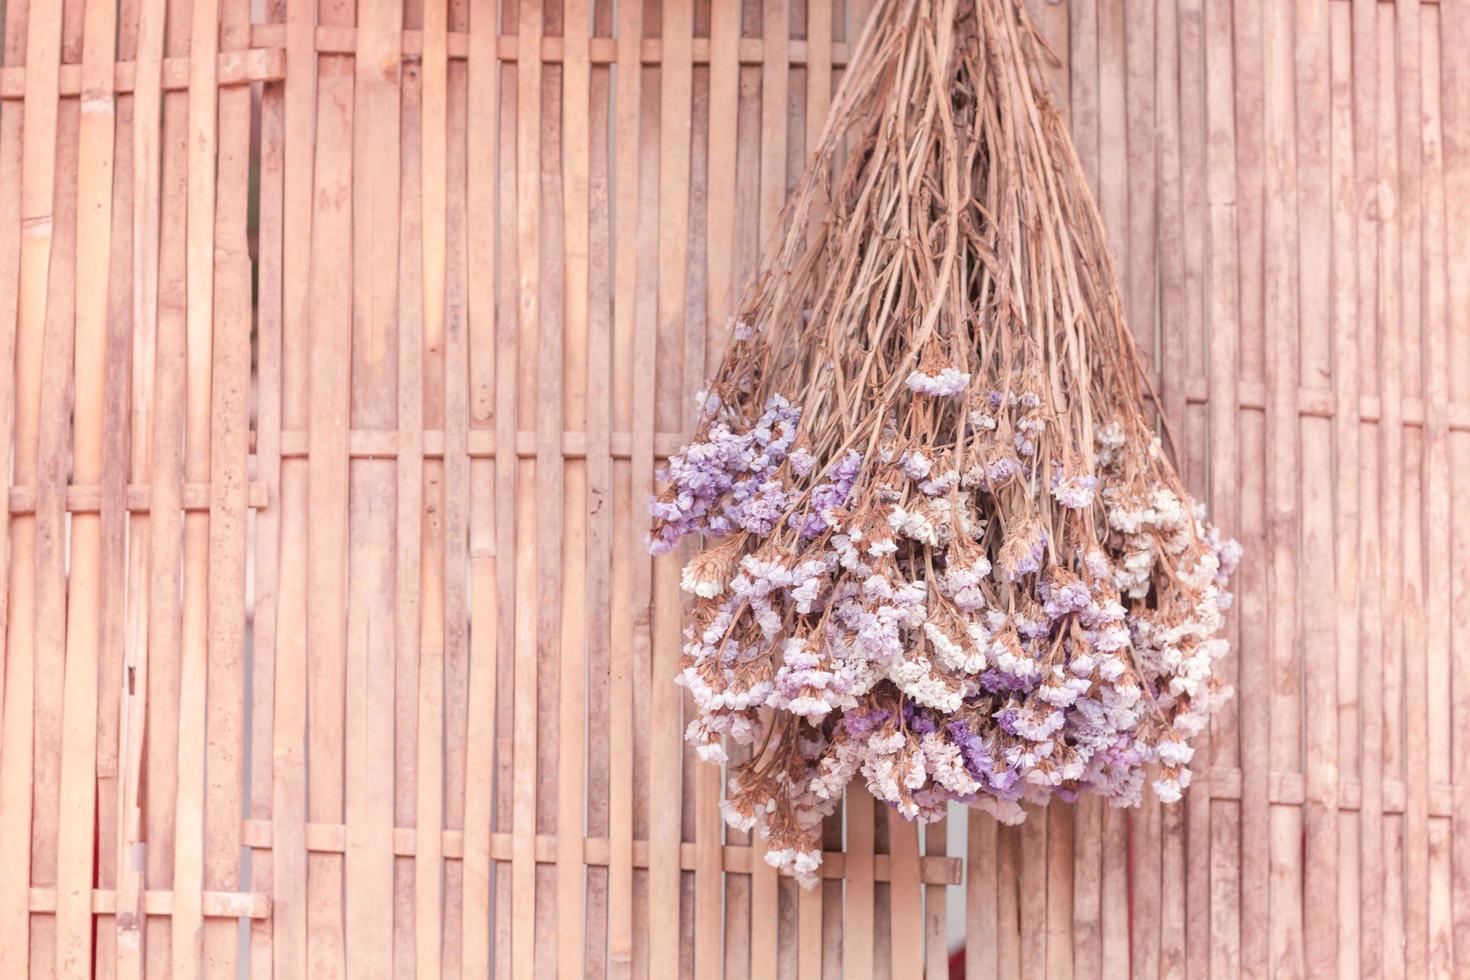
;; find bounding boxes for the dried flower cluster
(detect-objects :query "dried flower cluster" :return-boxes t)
[648,0,1240,887]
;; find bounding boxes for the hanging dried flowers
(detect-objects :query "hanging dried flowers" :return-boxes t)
[648,0,1240,887]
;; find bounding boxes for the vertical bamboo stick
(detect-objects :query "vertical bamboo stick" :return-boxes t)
[388,28,422,980]
[608,0,642,969]
[306,21,354,976]
[843,789,875,980]
[1395,1,1430,974]
[965,812,999,979]
[415,0,447,974]
[1328,3,1362,977]
[1045,804,1075,979]
[144,2,194,973]
[1152,1,1187,963]
[461,0,496,975]
[888,819,923,971]
[923,820,948,980]
[1069,0,1098,191]
[1419,18,1453,968]
[54,0,117,967]
[1295,0,1339,971]
[1377,9,1406,974]
[200,0,251,976]
[92,0,138,968]
[0,0,61,970]
[582,0,616,968]
[1017,808,1047,980]
[32,79,81,980]
[1231,0,1272,973]
[1202,12,1243,977]
[1351,0,1383,971]
[271,0,318,974]
[250,12,287,973]
[1263,1,1305,973]
[441,9,472,960]
[512,0,543,973]
[751,1,789,969]
[702,3,739,973]
[1067,4,1102,974]
[493,0,520,960]
[531,3,564,972]
[345,0,402,973]
[0,0,24,761]
[167,0,221,968]
[557,0,592,975]
[1439,0,1470,964]
[115,0,163,969]
[651,0,693,972]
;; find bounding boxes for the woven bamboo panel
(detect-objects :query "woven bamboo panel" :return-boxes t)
[0,0,1467,975]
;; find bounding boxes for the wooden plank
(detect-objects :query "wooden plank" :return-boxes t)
[53,0,117,968]
[344,0,402,975]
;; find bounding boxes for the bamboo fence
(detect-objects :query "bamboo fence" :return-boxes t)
[0,0,1467,975]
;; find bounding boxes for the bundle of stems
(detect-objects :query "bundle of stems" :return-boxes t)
[649,0,1239,886]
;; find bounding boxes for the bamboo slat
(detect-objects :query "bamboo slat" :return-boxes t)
[556,0,591,975]
[54,0,116,970]
[345,0,401,977]
[1,0,1468,976]
[268,0,317,973]
[415,1,447,977]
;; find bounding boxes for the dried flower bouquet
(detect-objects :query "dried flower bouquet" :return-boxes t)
[648,0,1240,887]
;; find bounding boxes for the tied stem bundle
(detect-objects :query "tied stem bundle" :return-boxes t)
[648,0,1240,887]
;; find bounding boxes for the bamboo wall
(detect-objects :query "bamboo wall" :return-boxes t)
[1,0,1468,975]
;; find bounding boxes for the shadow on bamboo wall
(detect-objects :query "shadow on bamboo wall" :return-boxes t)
[0,0,1466,975]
